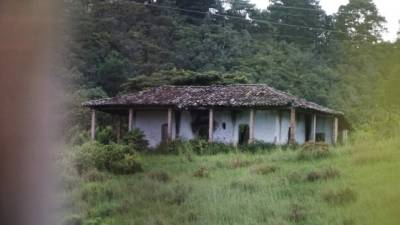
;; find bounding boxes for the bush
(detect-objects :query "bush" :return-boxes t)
[155,140,183,154]
[96,126,115,144]
[239,141,276,153]
[298,142,330,160]
[109,154,143,175]
[122,128,149,152]
[74,142,142,175]
[155,139,235,155]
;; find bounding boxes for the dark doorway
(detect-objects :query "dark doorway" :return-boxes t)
[191,110,212,140]
[238,124,250,145]
[161,123,168,142]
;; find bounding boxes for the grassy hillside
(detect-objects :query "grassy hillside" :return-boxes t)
[59,145,363,225]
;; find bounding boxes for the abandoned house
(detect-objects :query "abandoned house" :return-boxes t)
[83,84,348,147]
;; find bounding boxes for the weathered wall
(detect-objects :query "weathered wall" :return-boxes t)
[135,110,176,147]
[134,109,332,147]
[213,111,235,144]
[316,115,333,144]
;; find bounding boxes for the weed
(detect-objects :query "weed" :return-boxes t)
[323,188,357,205]
[230,178,258,193]
[288,204,306,223]
[83,169,108,182]
[171,183,192,205]
[251,164,279,175]
[147,171,171,183]
[62,214,83,225]
[298,142,330,160]
[287,172,303,183]
[306,167,340,182]
[228,158,253,168]
[193,166,210,178]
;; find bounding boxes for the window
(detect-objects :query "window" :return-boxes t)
[238,124,249,145]
[222,122,226,130]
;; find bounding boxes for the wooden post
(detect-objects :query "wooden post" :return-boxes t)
[167,108,173,141]
[116,116,121,143]
[208,108,214,143]
[342,129,348,144]
[249,109,255,144]
[90,109,96,140]
[311,114,317,143]
[333,117,339,145]
[128,108,134,132]
[289,107,296,145]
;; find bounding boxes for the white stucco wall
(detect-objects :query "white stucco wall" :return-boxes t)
[316,115,333,144]
[213,111,235,144]
[134,110,176,147]
[133,109,333,147]
[178,110,194,141]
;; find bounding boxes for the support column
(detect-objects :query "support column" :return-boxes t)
[333,117,339,145]
[128,108,134,132]
[167,108,173,141]
[116,116,121,143]
[249,109,255,144]
[289,107,296,145]
[208,108,214,143]
[342,129,348,144]
[90,109,96,140]
[311,114,317,143]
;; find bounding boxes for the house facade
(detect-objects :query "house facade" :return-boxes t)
[83,85,348,147]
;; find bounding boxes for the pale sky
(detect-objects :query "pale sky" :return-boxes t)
[250,0,399,41]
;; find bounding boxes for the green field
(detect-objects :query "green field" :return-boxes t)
[60,145,360,225]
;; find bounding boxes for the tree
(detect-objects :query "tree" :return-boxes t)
[268,0,332,47]
[334,0,386,43]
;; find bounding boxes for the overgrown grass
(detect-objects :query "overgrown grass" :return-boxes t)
[58,144,360,225]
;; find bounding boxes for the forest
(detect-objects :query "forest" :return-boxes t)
[62,0,399,137]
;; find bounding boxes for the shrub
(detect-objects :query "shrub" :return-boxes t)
[252,165,279,175]
[122,128,149,151]
[96,126,115,144]
[239,141,276,153]
[74,142,142,175]
[193,166,210,178]
[155,140,183,154]
[154,139,236,155]
[109,154,143,174]
[188,139,233,155]
[147,171,171,183]
[83,169,108,182]
[62,214,83,225]
[323,188,357,205]
[298,142,330,160]
[74,142,101,175]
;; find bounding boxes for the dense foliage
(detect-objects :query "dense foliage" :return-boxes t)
[61,0,398,137]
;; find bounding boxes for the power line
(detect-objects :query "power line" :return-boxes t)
[131,1,349,36]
